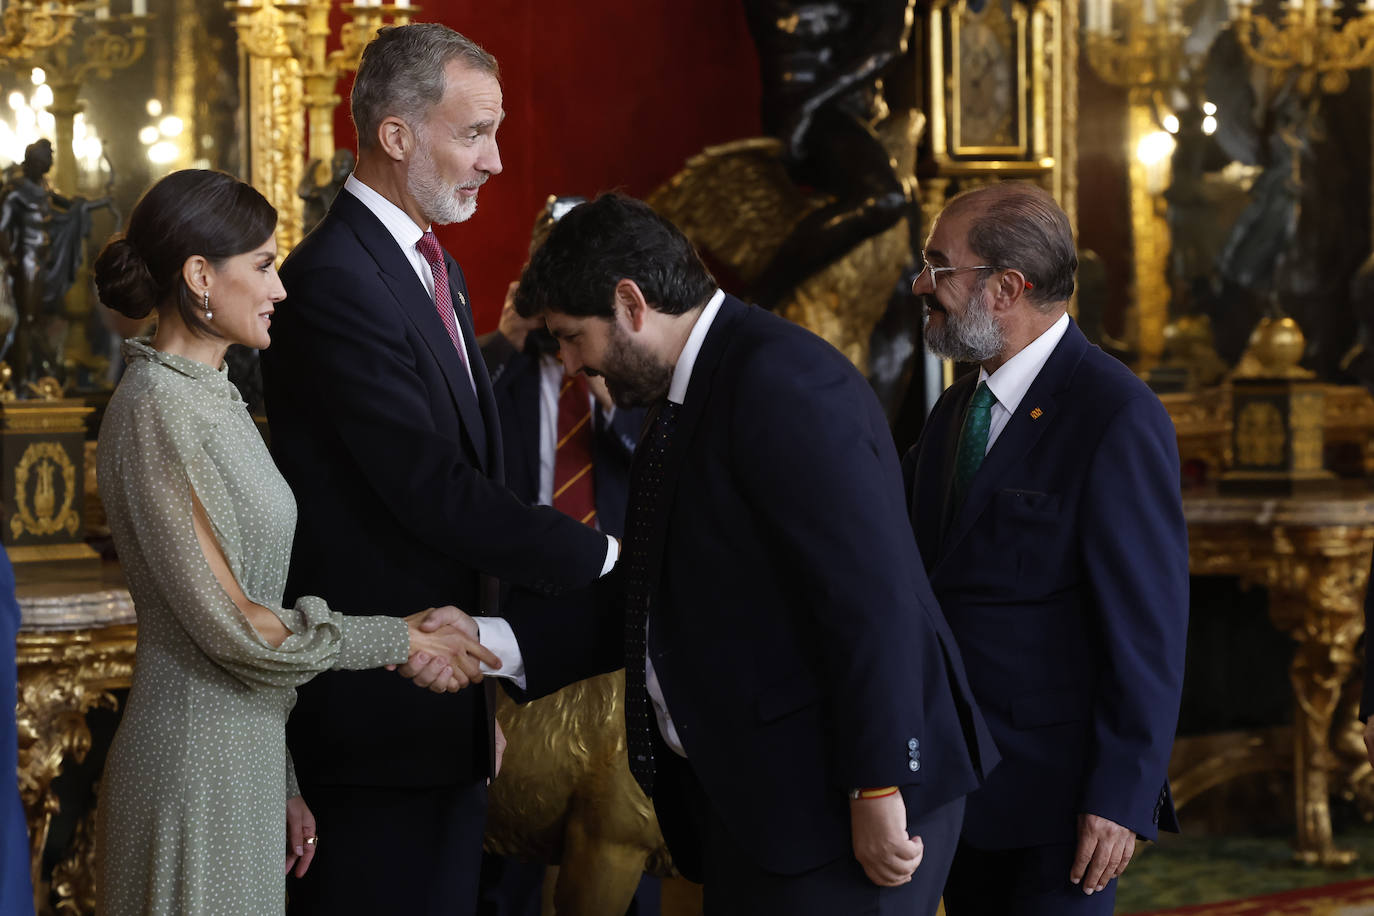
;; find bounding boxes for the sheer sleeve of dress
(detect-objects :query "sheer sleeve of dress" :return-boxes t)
[106,391,410,691]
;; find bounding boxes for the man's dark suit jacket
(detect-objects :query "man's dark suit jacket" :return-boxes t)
[261,189,608,788]
[511,295,998,878]
[478,331,643,538]
[903,318,1188,851]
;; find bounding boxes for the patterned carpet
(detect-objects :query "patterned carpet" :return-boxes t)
[1125,879,1374,915]
[1118,825,1374,914]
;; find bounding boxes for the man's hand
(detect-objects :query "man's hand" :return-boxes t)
[497,282,543,352]
[850,792,923,887]
[1071,813,1136,894]
[285,794,318,878]
[394,606,501,693]
[586,373,615,412]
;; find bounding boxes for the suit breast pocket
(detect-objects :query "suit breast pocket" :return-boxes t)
[996,488,1061,518]
[987,489,1070,597]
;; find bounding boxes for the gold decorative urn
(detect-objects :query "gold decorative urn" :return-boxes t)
[1219,316,1337,494]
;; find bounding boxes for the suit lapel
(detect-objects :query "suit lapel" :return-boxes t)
[935,320,1089,570]
[448,256,503,478]
[641,296,748,597]
[334,192,489,472]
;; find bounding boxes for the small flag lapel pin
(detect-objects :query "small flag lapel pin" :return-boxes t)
[1029,407,1043,420]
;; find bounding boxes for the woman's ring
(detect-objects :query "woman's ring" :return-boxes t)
[304,836,318,847]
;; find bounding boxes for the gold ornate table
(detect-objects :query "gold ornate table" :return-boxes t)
[15,579,135,916]
[1180,488,1374,866]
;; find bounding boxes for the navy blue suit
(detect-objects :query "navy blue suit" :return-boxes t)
[0,548,33,916]
[262,189,609,915]
[509,296,997,913]
[903,320,1188,911]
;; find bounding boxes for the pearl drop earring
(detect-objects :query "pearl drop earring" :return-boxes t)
[203,291,213,321]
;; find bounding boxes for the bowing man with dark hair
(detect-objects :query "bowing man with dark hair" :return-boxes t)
[473,192,997,915]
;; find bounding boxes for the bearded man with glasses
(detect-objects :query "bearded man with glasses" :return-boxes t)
[902,181,1189,915]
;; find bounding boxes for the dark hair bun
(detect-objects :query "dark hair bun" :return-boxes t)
[93,235,157,320]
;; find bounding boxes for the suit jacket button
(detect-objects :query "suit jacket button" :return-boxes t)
[909,759,920,772]
[908,738,919,750]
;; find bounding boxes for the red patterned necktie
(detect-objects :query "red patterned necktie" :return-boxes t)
[553,372,597,527]
[415,231,472,382]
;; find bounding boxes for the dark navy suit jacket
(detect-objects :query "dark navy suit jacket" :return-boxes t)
[509,295,998,877]
[478,331,643,538]
[262,189,608,789]
[903,319,1188,849]
[0,547,32,915]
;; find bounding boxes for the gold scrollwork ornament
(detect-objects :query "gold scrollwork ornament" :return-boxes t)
[11,441,79,539]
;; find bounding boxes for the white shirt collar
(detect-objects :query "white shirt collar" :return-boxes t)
[979,311,1070,415]
[344,174,427,252]
[667,289,726,405]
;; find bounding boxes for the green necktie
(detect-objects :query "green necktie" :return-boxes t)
[951,380,997,510]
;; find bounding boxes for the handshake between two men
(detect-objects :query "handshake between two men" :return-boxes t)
[389,606,497,694]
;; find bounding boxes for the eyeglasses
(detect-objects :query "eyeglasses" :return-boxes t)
[913,259,1034,291]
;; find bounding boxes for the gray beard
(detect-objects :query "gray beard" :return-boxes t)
[923,289,1004,363]
[408,142,478,226]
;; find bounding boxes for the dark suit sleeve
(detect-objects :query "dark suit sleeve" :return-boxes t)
[1078,394,1189,839]
[500,571,626,701]
[278,266,606,591]
[477,330,518,385]
[733,343,929,789]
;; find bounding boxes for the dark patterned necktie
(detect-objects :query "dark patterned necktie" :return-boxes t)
[951,380,997,511]
[623,399,680,798]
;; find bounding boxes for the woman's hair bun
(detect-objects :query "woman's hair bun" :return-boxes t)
[93,235,157,320]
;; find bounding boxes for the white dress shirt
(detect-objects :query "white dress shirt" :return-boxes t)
[979,312,1070,454]
[536,354,613,510]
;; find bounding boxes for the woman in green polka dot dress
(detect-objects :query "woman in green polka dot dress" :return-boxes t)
[90,170,498,916]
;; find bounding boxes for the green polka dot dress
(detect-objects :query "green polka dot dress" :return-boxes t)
[95,340,410,915]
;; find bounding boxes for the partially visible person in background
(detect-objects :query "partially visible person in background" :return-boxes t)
[0,545,35,916]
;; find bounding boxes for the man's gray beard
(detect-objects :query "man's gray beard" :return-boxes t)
[923,288,1004,363]
[408,139,478,226]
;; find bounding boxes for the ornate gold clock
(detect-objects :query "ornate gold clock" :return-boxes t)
[923,0,1074,225]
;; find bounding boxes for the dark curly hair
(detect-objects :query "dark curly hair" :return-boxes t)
[514,193,716,320]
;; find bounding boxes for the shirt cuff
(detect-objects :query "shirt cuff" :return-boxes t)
[475,616,527,690]
[601,536,619,576]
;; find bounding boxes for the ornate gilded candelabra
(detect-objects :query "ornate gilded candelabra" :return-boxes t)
[1083,0,1202,92]
[229,0,416,255]
[0,0,148,194]
[0,1,148,377]
[1232,0,1374,96]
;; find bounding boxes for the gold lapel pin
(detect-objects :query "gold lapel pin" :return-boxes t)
[1030,407,1043,420]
